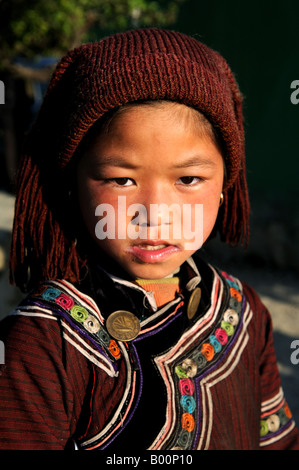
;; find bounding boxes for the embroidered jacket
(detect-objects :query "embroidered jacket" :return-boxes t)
[0,256,298,450]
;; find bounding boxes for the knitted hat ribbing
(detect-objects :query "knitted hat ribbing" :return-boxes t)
[10,28,250,290]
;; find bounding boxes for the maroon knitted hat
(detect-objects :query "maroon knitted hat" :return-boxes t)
[11,28,249,290]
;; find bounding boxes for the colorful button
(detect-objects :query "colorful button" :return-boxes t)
[180,358,198,378]
[215,328,228,345]
[266,414,280,432]
[42,287,61,301]
[83,314,101,333]
[55,293,75,310]
[179,378,195,396]
[180,395,196,413]
[221,320,234,336]
[223,308,239,326]
[201,342,215,361]
[209,334,222,353]
[182,413,195,432]
[260,420,269,436]
[70,305,89,322]
[229,297,242,314]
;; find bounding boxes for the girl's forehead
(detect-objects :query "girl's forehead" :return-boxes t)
[75,101,224,178]
[84,100,220,152]
[79,106,224,174]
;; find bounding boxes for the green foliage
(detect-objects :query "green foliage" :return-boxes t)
[0,0,186,67]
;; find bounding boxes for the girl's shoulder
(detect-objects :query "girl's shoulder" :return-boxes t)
[3,279,121,377]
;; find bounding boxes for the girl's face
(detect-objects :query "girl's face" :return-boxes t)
[77,102,224,279]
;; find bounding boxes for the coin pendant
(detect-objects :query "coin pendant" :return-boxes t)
[187,287,201,319]
[106,310,140,341]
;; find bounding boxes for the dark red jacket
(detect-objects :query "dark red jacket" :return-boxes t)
[0,257,298,450]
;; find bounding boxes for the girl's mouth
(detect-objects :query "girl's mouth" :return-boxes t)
[137,243,168,250]
[126,241,181,263]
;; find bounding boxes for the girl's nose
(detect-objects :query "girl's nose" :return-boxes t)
[131,191,182,242]
[128,202,167,228]
[139,185,177,226]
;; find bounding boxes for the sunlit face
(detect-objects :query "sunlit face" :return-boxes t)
[77,102,224,279]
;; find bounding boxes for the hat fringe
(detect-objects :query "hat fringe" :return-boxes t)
[10,154,82,292]
[220,169,250,247]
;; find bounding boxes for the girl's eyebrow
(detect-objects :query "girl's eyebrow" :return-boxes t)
[91,154,216,169]
[173,155,217,168]
[92,156,140,169]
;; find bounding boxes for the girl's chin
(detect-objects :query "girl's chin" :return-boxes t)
[125,266,178,280]
[117,255,185,280]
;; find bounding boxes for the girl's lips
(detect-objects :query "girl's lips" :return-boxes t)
[126,243,181,263]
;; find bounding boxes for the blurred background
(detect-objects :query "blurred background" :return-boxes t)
[0,0,299,428]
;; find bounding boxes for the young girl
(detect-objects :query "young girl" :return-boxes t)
[0,28,298,450]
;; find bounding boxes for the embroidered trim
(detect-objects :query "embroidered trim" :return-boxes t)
[30,281,121,362]
[11,305,118,378]
[260,389,295,446]
[80,341,138,450]
[168,271,244,449]
[149,268,251,451]
[81,306,186,450]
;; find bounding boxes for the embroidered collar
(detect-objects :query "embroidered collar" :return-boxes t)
[77,254,211,325]
[96,256,202,312]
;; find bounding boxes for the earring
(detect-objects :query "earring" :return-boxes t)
[219,193,224,207]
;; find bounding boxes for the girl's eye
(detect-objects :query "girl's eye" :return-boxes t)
[108,178,135,186]
[177,176,202,186]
